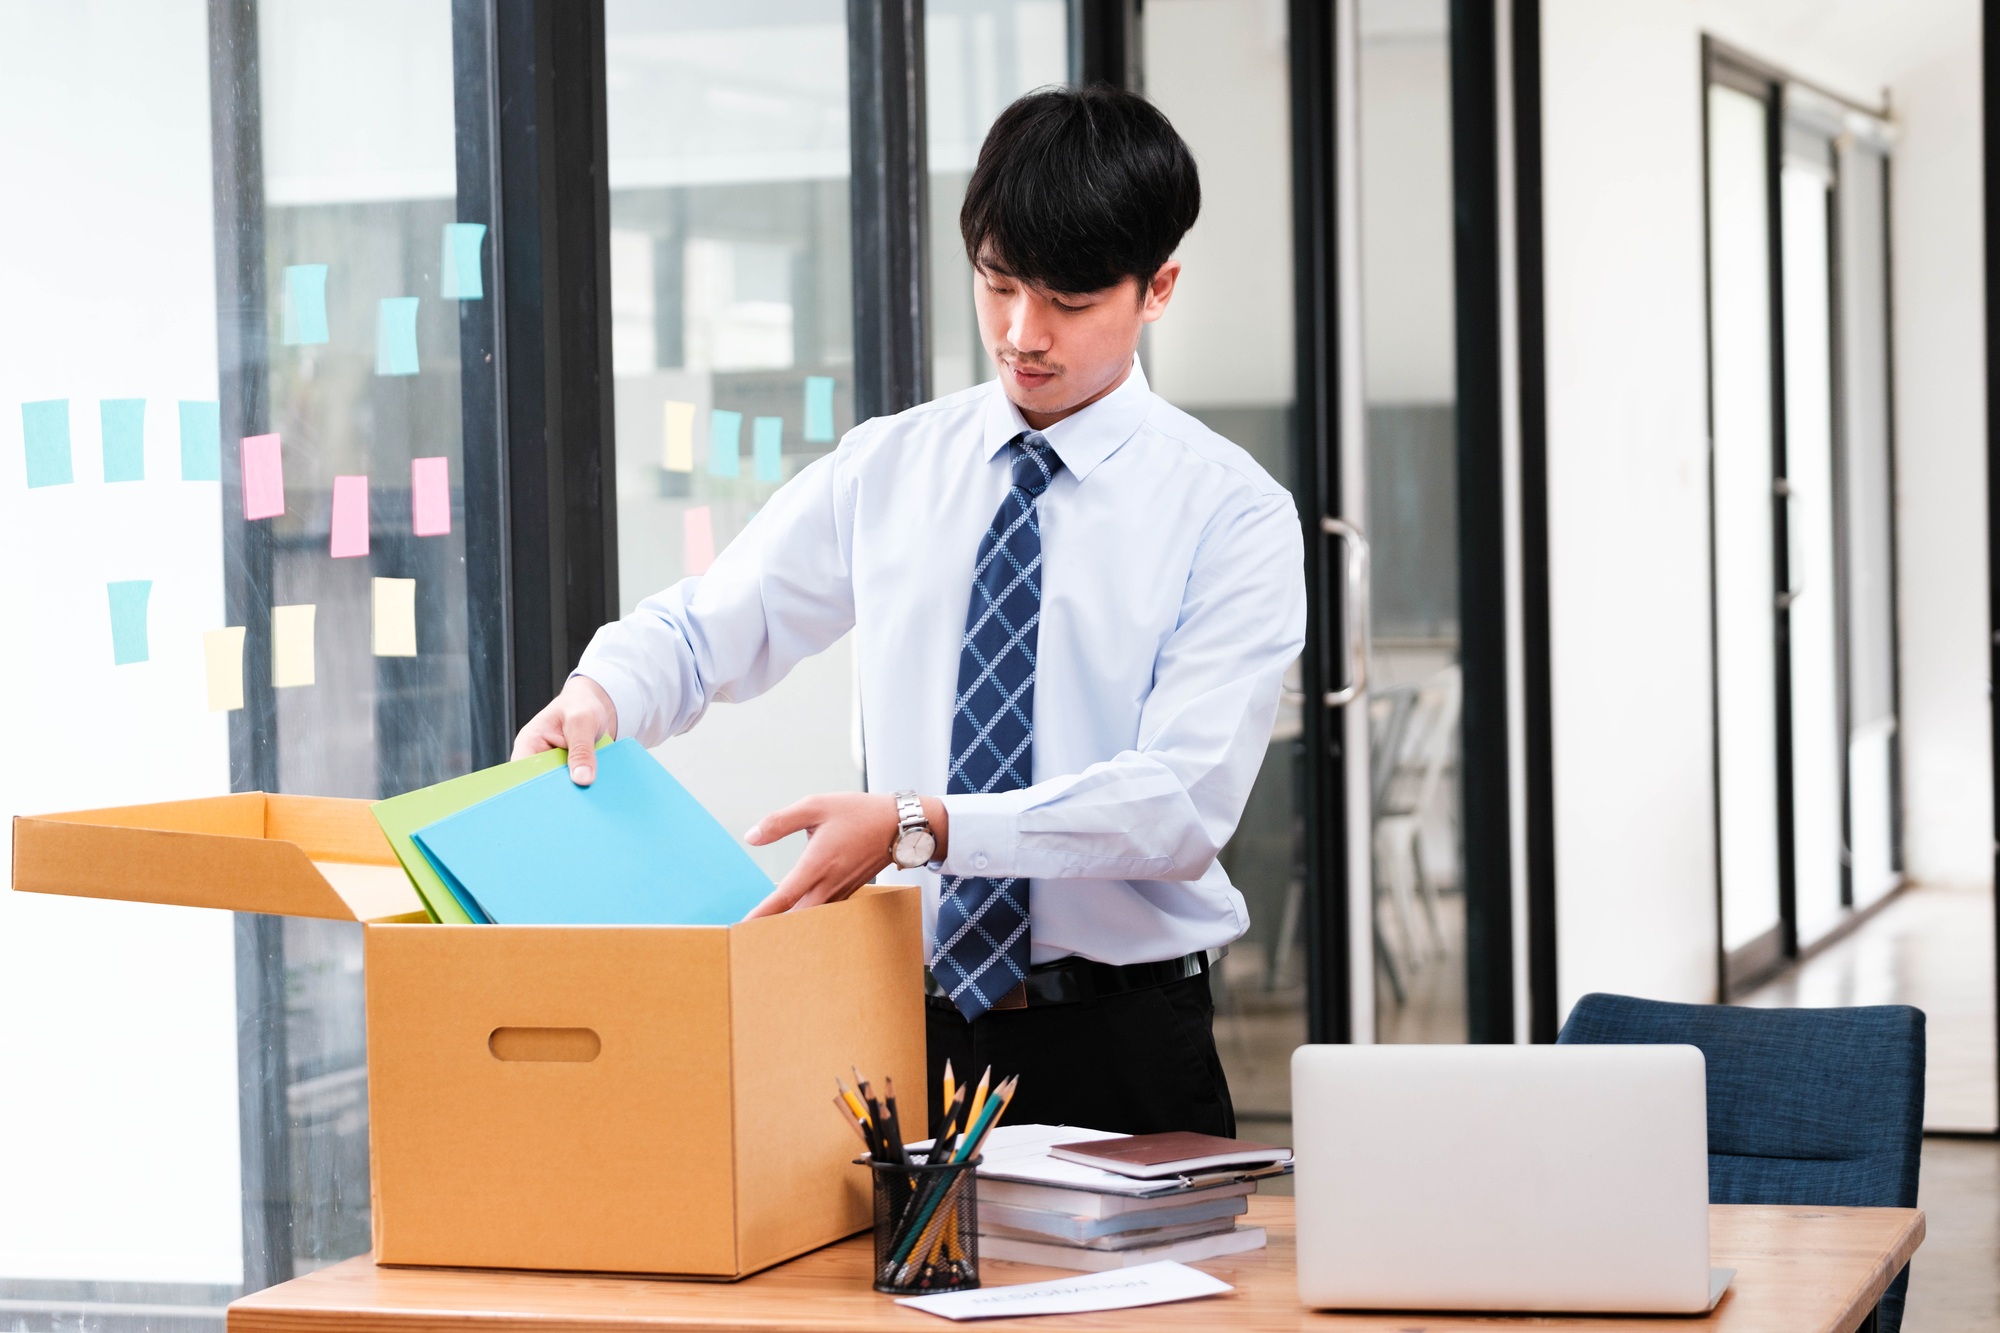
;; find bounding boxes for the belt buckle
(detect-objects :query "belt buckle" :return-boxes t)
[992,979,1029,1010]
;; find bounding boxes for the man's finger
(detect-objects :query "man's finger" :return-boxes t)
[561,710,599,785]
[745,798,819,847]
[510,709,561,761]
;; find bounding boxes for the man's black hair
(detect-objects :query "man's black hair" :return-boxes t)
[960,84,1200,296]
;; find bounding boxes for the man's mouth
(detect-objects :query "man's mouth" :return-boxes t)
[1006,360,1056,386]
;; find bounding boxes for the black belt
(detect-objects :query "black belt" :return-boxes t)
[925,950,1215,1014]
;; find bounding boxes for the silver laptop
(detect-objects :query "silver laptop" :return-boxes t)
[1290,1044,1729,1314]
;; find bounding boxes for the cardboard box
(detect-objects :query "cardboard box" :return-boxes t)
[12,793,927,1278]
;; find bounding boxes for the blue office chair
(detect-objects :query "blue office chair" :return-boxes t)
[1557,993,1924,1333]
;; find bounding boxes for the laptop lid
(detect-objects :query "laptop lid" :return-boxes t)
[1290,1044,1711,1314]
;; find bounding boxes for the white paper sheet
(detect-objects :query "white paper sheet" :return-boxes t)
[893,1261,1232,1321]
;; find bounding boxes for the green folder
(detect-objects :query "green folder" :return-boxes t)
[372,749,575,923]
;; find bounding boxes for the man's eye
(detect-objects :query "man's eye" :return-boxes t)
[1054,299,1088,312]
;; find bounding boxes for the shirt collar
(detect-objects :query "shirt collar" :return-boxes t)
[980,355,1152,482]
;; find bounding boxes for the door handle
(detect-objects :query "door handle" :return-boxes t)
[1320,516,1371,708]
[1775,476,1804,609]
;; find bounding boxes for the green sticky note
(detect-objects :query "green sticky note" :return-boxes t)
[709,409,742,478]
[376,296,420,376]
[107,580,151,665]
[804,375,835,442]
[752,416,783,482]
[441,223,487,300]
[179,401,221,481]
[371,747,576,923]
[23,400,72,488]
[101,399,145,482]
[283,264,330,345]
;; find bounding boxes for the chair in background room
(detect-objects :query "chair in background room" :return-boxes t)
[1557,993,1925,1333]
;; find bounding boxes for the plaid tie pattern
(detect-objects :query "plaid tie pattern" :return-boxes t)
[930,432,1063,1020]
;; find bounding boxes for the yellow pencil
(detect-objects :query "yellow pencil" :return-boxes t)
[836,1078,872,1128]
[966,1065,992,1137]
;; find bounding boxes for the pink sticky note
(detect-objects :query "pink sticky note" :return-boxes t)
[684,505,716,576]
[330,475,370,557]
[241,434,285,520]
[412,456,451,536]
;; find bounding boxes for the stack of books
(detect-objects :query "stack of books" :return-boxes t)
[966,1125,1293,1271]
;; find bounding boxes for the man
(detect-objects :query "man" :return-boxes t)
[514,86,1304,1136]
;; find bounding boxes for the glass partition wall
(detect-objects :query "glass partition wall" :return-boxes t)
[603,0,864,874]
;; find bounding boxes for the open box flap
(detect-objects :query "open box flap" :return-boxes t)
[12,793,426,923]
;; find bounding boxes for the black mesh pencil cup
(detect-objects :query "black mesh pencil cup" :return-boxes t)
[868,1156,981,1294]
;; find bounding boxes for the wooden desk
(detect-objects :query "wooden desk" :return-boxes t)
[229,1198,1923,1333]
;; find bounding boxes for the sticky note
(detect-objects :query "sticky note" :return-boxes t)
[804,375,836,442]
[412,456,451,535]
[684,505,715,575]
[101,399,145,483]
[22,400,72,488]
[179,401,221,480]
[331,475,370,557]
[283,264,330,345]
[241,433,284,519]
[203,626,246,712]
[441,223,487,300]
[708,409,742,478]
[663,400,696,472]
[372,577,418,657]
[107,581,151,665]
[376,297,421,376]
[272,604,316,687]
[753,416,783,483]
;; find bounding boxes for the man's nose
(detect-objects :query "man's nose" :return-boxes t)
[1008,296,1054,353]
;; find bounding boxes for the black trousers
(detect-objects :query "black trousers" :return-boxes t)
[924,971,1236,1138]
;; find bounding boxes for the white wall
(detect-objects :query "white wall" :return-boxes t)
[0,0,241,1284]
[1539,0,1985,1014]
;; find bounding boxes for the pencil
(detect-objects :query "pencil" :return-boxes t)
[966,1066,992,1139]
[833,1094,871,1150]
[882,1076,908,1164]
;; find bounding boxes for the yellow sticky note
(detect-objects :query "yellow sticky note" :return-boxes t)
[372,577,418,657]
[272,604,316,687]
[203,627,246,712]
[663,400,696,472]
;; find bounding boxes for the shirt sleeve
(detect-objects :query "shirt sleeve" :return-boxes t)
[573,446,856,747]
[937,485,1307,882]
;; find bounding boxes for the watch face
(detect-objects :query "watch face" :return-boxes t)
[893,827,936,868]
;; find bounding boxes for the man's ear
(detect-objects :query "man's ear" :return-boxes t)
[1140,259,1181,324]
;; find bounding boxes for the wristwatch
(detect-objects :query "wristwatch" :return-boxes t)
[887,790,937,869]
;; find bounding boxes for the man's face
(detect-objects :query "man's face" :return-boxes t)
[972,252,1180,426]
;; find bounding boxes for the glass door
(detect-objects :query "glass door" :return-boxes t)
[1145,0,1307,1146]
[1352,0,1468,1044]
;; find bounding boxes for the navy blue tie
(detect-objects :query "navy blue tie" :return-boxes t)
[930,432,1063,1020]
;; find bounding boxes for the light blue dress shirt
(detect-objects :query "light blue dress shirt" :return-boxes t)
[576,359,1307,966]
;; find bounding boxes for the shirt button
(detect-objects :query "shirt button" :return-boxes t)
[973,853,990,871]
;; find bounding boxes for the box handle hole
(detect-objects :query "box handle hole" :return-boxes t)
[489,1027,601,1062]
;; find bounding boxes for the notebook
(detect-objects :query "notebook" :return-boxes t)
[409,738,775,925]
[976,1227,1268,1271]
[1049,1132,1293,1179]
[371,748,571,923]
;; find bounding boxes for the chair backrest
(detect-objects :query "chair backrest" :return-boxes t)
[1558,992,1924,1333]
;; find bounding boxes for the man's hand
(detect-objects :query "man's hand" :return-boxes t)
[743,792,949,918]
[511,675,618,785]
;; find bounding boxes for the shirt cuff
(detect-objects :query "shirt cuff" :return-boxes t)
[568,662,639,744]
[937,792,1024,878]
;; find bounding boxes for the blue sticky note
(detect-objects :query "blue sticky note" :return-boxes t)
[22,400,72,488]
[376,297,421,376]
[409,739,774,926]
[753,416,783,482]
[709,409,743,478]
[107,580,151,665]
[804,375,836,443]
[101,399,145,482]
[178,401,221,481]
[440,222,487,300]
[283,264,330,346]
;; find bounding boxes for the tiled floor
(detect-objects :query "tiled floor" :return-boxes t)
[1741,882,1997,1131]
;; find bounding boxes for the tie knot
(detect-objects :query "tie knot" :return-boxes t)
[1010,432,1063,498]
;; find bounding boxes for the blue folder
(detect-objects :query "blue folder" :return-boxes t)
[409,739,774,926]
